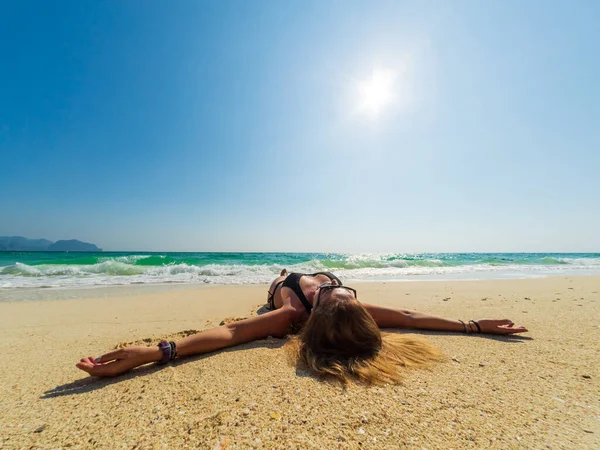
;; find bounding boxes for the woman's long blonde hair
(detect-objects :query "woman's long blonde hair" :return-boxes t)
[285,297,443,385]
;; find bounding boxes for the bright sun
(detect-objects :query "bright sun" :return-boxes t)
[357,67,396,118]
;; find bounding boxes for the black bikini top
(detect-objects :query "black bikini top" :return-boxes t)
[281,271,342,314]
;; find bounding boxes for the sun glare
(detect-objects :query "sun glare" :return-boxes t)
[357,67,396,118]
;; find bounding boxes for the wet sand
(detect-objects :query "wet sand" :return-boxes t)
[1,276,599,449]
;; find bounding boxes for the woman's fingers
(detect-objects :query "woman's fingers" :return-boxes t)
[75,357,94,371]
[477,318,526,334]
[76,350,124,375]
[76,356,105,374]
[497,324,528,334]
[94,348,125,363]
[77,346,157,377]
[76,356,132,376]
[80,356,101,367]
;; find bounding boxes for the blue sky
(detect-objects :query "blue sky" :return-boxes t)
[1,1,599,252]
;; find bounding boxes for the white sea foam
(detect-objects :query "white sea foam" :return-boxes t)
[1,256,600,290]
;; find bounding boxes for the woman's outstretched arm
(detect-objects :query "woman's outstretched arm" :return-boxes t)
[76,303,295,377]
[362,303,527,335]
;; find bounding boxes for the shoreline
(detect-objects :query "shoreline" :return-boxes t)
[1,276,599,448]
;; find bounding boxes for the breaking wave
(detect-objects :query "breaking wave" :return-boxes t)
[1,252,599,289]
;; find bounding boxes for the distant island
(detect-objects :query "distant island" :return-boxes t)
[0,236,102,252]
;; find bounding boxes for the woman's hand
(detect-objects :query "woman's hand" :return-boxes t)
[76,345,162,377]
[474,319,528,335]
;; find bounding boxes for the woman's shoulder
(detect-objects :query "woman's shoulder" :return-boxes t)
[285,301,309,322]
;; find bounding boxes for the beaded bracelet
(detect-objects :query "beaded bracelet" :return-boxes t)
[158,341,172,364]
[169,341,177,360]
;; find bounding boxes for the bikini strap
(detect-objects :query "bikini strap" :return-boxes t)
[282,273,313,314]
[310,271,343,286]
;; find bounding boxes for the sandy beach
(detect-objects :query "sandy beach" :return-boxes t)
[1,276,599,449]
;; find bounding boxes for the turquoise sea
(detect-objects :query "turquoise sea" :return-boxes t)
[1,252,599,289]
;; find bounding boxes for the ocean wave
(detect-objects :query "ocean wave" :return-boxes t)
[316,253,451,269]
[557,257,600,266]
[1,253,600,289]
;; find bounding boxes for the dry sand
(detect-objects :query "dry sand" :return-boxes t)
[1,276,599,449]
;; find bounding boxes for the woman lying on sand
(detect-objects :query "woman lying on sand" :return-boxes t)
[77,270,528,384]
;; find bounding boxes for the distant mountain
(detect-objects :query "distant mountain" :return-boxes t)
[0,236,53,251]
[47,240,102,252]
[0,236,102,252]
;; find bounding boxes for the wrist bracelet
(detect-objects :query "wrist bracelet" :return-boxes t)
[169,341,177,360]
[158,340,172,364]
[469,320,482,334]
[458,320,469,334]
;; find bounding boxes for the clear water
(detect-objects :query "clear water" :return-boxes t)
[1,252,599,289]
